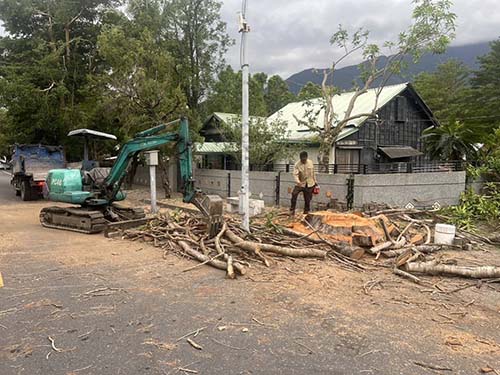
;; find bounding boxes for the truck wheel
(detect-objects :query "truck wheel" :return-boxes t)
[21,181,32,201]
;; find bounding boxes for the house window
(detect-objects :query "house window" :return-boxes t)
[336,149,360,165]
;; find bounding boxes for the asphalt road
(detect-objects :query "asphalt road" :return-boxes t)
[0,172,498,374]
[0,172,365,375]
[0,171,15,204]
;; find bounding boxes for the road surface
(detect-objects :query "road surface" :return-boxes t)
[0,172,498,374]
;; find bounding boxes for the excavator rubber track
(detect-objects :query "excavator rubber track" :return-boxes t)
[40,206,108,234]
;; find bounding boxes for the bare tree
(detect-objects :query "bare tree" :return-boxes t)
[295,0,456,170]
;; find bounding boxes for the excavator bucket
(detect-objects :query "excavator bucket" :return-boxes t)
[193,194,224,237]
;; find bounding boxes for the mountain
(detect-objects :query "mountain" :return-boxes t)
[286,42,491,94]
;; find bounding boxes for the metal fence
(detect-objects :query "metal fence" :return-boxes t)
[198,161,466,175]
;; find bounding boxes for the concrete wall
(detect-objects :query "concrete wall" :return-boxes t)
[134,164,177,190]
[353,171,466,208]
[279,172,348,209]
[169,167,467,210]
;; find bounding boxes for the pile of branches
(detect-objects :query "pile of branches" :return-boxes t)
[121,209,500,281]
[122,212,365,278]
[365,208,500,282]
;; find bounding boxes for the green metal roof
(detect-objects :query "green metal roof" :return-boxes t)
[206,112,265,126]
[195,142,237,154]
[267,83,409,142]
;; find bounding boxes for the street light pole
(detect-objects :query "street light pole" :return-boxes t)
[239,0,250,231]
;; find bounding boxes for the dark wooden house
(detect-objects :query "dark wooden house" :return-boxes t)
[267,82,438,171]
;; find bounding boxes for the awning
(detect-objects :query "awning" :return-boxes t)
[195,142,237,154]
[378,146,423,159]
[68,129,117,140]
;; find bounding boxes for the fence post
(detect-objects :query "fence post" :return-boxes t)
[406,162,413,173]
[285,164,290,173]
[275,171,281,206]
[333,164,338,174]
[363,164,368,175]
[227,172,231,197]
[346,175,355,210]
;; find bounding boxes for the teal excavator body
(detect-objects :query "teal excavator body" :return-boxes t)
[40,118,222,235]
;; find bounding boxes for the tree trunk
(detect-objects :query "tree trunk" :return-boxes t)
[125,155,140,189]
[404,262,500,279]
[64,25,71,62]
[158,157,172,199]
[317,137,332,173]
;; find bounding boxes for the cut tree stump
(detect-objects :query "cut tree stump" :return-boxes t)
[299,212,389,246]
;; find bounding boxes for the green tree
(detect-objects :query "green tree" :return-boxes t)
[468,39,500,133]
[220,117,298,166]
[96,25,185,137]
[422,121,478,160]
[0,0,120,151]
[265,75,295,114]
[297,82,323,101]
[414,60,470,124]
[162,0,233,119]
[204,66,268,117]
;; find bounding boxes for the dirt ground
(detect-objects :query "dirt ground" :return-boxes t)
[1,175,499,374]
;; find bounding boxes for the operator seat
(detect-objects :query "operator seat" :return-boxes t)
[81,167,111,189]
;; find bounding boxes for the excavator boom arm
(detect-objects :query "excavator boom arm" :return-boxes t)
[102,117,196,206]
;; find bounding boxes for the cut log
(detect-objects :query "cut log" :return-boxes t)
[226,255,236,279]
[278,227,364,259]
[404,262,500,279]
[393,267,421,284]
[381,245,444,258]
[225,229,326,258]
[367,241,393,255]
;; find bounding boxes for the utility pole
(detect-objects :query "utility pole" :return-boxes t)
[239,0,250,231]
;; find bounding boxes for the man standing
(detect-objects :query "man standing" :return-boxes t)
[290,151,317,215]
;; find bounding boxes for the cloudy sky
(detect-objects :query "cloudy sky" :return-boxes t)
[0,1,498,79]
[220,0,500,78]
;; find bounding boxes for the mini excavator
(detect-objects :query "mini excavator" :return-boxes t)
[39,117,223,236]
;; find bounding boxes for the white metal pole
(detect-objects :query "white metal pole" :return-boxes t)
[240,0,250,231]
[146,150,159,214]
[149,165,157,214]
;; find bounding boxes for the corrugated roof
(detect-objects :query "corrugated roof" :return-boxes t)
[267,83,409,141]
[195,142,237,154]
[210,112,265,125]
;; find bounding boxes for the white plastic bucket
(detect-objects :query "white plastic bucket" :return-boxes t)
[434,223,456,245]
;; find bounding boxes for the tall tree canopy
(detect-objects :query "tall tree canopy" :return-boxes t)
[0,0,120,148]
[0,0,233,155]
[265,75,295,114]
[95,1,186,138]
[414,60,470,125]
[162,0,233,119]
[468,39,500,133]
[204,66,295,117]
[297,82,323,101]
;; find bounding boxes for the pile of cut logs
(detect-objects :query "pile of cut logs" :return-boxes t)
[120,209,500,281]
